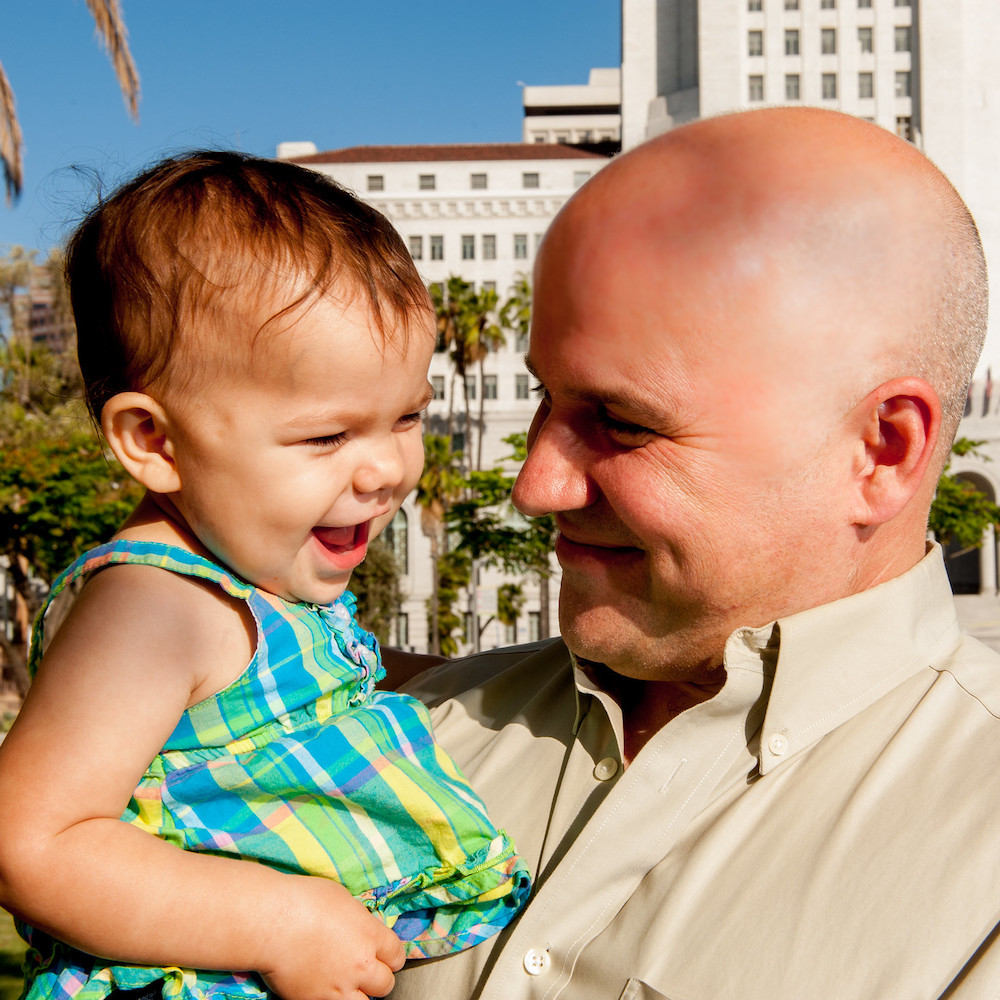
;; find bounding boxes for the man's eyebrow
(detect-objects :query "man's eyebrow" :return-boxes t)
[523,355,672,425]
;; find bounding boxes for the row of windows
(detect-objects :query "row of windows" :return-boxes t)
[749,0,910,8]
[430,371,534,401]
[409,232,543,262]
[367,171,554,193]
[750,24,910,56]
[749,68,911,100]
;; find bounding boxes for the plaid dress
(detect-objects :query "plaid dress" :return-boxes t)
[20,540,531,1000]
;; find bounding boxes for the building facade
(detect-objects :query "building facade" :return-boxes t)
[277,142,611,652]
[521,67,622,154]
[619,0,1000,367]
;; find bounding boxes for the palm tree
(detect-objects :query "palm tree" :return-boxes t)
[0,0,140,203]
[430,277,505,472]
[415,434,465,654]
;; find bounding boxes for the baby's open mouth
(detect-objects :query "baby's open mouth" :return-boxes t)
[312,523,369,550]
[311,522,373,573]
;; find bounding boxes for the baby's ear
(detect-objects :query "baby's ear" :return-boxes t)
[102,392,182,495]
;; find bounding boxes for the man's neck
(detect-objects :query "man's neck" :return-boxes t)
[580,661,726,763]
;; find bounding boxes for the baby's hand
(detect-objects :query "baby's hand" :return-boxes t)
[260,876,405,1000]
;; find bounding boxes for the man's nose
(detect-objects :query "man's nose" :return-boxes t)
[353,436,405,497]
[512,408,596,515]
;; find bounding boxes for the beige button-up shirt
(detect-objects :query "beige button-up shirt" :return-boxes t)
[392,546,1000,999]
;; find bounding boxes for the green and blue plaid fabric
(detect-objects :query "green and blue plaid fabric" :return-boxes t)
[21,540,530,1000]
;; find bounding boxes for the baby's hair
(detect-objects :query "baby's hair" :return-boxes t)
[66,149,432,421]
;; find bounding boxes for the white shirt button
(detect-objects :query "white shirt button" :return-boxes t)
[768,733,789,756]
[523,948,550,975]
[593,757,619,781]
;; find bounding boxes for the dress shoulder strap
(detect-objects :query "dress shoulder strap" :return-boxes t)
[28,540,254,678]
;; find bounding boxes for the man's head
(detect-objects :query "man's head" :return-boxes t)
[513,108,988,682]
[66,149,431,422]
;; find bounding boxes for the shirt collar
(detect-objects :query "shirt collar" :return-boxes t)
[756,542,960,774]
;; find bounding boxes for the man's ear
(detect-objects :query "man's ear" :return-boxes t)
[101,392,181,495]
[849,377,941,528]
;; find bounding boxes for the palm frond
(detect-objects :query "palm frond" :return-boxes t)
[85,0,140,120]
[0,61,23,204]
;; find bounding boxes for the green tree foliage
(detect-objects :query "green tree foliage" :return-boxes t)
[928,438,1000,553]
[433,549,471,657]
[0,247,142,692]
[415,434,465,654]
[447,433,556,640]
[349,537,402,645]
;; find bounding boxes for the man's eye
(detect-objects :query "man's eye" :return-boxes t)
[303,432,348,448]
[530,382,550,402]
[598,412,657,446]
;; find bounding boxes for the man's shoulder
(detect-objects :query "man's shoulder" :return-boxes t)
[933,632,1000,721]
[401,636,572,709]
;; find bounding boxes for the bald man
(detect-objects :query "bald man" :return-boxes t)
[391,109,1000,999]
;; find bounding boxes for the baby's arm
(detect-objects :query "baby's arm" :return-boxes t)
[0,564,403,1000]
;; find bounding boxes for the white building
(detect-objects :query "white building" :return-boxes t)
[620,0,1000,367]
[521,67,622,152]
[277,141,611,652]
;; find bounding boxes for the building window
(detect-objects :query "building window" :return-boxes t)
[482,281,496,292]
[785,73,800,100]
[533,134,546,143]
[522,172,540,189]
[516,330,529,352]
[504,619,517,644]
[483,375,497,400]
[820,0,835,7]
[784,0,798,9]
[859,71,874,99]
[534,233,544,253]
[396,613,409,649]
[471,172,487,189]
[748,0,762,8]
[528,611,541,642]
[785,29,799,55]
[895,25,911,51]
[821,28,837,54]
[483,234,496,260]
[748,75,764,102]
[895,70,911,97]
[748,30,764,56]
[896,115,913,140]
[383,509,408,575]
[431,375,445,399]
[858,0,871,6]
[430,235,444,260]
[516,373,530,399]
[408,235,423,260]
[461,234,475,260]
[858,26,873,53]
[366,174,384,192]
[514,233,528,259]
[465,374,477,400]
[419,174,436,190]
[822,73,838,99]
[452,431,465,454]
[463,612,475,644]
[894,0,910,5]
[573,170,591,187]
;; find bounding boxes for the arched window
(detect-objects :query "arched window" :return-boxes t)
[383,509,409,575]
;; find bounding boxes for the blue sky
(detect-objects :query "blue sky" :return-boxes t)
[2,1,620,253]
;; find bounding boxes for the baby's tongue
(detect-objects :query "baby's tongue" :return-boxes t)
[314,525,356,549]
